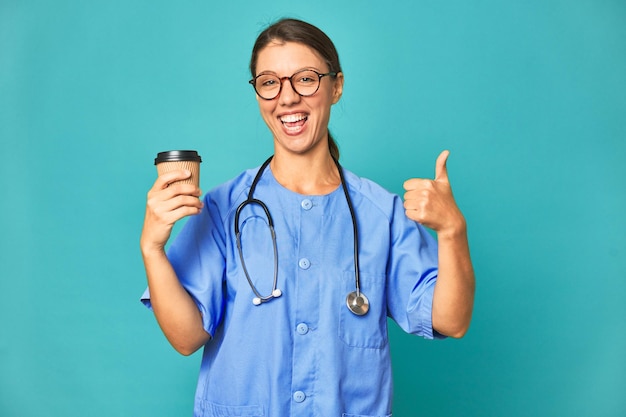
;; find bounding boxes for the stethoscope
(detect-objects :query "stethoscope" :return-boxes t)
[234,155,369,316]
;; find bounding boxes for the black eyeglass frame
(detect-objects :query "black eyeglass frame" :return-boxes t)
[249,69,337,100]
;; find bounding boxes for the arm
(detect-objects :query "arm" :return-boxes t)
[140,170,211,355]
[431,219,475,338]
[403,151,475,338]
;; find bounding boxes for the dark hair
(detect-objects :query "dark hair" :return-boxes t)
[250,18,342,160]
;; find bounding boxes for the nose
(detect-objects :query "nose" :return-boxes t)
[278,77,301,105]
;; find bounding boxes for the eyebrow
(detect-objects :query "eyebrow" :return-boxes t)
[255,66,325,77]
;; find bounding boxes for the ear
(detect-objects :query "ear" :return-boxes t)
[332,72,344,104]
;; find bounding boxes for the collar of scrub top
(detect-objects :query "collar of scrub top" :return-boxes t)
[234,155,369,316]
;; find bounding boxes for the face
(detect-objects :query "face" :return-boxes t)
[253,41,343,157]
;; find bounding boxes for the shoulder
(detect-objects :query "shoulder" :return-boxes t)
[341,166,436,247]
[203,167,259,221]
[342,167,401,222]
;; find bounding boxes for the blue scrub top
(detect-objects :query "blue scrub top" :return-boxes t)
[142,164,440,417]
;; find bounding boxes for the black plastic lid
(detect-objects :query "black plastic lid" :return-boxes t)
[154,150,202,165]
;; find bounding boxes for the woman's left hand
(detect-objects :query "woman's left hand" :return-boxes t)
[404,150,475,338]
[402,150,465,237]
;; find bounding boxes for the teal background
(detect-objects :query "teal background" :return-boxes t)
[1,0,625,416]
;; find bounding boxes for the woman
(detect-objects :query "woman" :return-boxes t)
[140,18,474,417]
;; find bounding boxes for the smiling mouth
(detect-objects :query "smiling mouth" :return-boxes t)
[280,113,308,133]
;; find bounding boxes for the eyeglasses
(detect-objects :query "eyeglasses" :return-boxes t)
[249,69,337,100]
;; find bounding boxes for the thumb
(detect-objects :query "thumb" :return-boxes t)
[435,150,450,181]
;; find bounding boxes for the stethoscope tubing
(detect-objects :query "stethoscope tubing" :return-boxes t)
[234,158,279,305]
[234,155,368,315]
[333,157,362,297]
[235,200,279,304]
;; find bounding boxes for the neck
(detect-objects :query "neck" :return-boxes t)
[270,150,340,195]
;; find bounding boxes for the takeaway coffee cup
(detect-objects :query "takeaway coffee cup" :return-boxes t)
[154,150,202,187]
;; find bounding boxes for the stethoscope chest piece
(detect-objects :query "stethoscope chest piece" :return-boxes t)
[346,291,369,316]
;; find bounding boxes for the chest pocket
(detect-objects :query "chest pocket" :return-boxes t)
[339,271,388,349]
[199,401,264,416]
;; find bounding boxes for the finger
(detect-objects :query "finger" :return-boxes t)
[403,198,423,211]
[148,184,202,206]
[435,150,450,182]
[169,204,203,221]
[148,204,203,233]
[155,169,192,190]
[403,177,430,191]
[404,207,428,225]
[164,182,203,198]
[146,195,204,227]
[160,193,204,210]
[403,178,416,191]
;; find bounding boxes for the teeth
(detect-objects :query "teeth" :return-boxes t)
[280,114,307,123]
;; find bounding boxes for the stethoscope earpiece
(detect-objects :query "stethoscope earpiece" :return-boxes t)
[252,289,281,306]
[236,155,368,315]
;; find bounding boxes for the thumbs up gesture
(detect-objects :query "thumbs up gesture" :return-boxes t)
[403,150,465,237]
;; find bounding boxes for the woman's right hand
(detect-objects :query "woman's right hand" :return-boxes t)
[139,169,210,354]
[140,169,203,255]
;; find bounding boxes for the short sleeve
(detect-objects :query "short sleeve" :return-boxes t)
[385,195,444,339]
